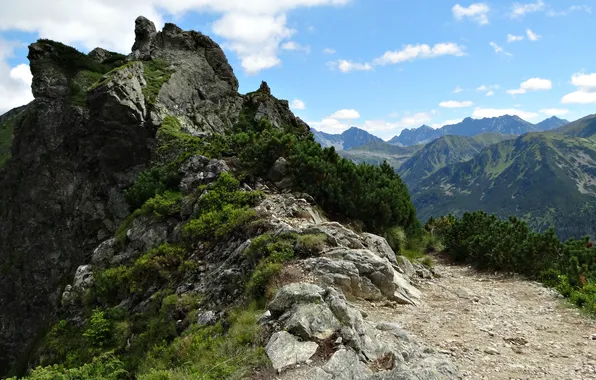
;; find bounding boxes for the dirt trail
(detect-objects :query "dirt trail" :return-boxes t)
[359,259,596,380]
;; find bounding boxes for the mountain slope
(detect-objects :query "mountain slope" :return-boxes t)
[312,126,383,150]
[553,113,596,138]
[339,140,422,168]
[412,132,596,240]
[398,133,516,187]
[535,116,569,131]
[389,125,441,146]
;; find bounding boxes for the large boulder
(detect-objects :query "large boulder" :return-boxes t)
[268,283,326,316]
[266,331,319,371]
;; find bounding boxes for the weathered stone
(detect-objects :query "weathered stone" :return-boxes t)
[126,215,168,253]
[197,311,218,326]
[91,238,118,266]
[368,356,461,380]
[285,303,342,340]
[130,16,157,60]
[322,348,373,380]
[361,233,398,265]
[268,283,326,316]
[396,256,416,279]
[266,331,319,371]
[179,155,229,193]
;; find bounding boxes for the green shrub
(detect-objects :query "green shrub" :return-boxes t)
[11,353,128,380]
[383,227,407,254]
[156,116,202,164]
[295,233,328,256]
[83,309,113,349]
[183,205,256,243]
[124,166,181,210]
[140,191,182,218]
[129,244,191,294]
[137,305,267,380]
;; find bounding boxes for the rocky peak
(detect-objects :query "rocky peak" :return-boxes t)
[131,16,157,60]
[258,81,271,95]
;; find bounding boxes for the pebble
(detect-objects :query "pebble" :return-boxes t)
[484,347,500,355]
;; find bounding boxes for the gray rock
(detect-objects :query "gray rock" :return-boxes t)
[396,256,416,279]
[179,155,229,193]
[266,331,319,371]
[270,157,289,183]
[91,238,118,266]
[361,233,398,265]
[88,47,114,63]
[322,348,373,380]
[268,283,326,316]
[126,216,168,253]
[130,16,157,60]
[72,265,94,293]
[197,311,218,326]
[285,303,342,340]
[368,356,461,380]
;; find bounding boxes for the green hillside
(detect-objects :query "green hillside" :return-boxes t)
[398,133,515,187]
[552,113,596,138]
[413,132,596,240]
[339,140,422,168]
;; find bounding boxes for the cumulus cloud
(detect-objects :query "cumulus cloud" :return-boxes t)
[510,0,545,18]
[0,40,34,115]
[472,107,539,120]
[526,29,541,41]
[330,60,373,73]
[452,3,490,25]
[0,0,351,75]
[561,72,596,104]
[486,90,495,96]
[373,43,465,65]
[540,108,569,116]
[507,77,552,95]
[439,100,473,108]
[453,86,463,93]
[489,42,512,56]
[329,109,360,119]
[290,99,306,110]
[507,34,524,42]
[281,40,311,53]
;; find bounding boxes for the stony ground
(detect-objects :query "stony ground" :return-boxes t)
[360,257,596,380]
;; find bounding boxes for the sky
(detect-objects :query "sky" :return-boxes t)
[0,0,595,140]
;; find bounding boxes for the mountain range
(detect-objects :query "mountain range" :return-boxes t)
[312,115,569,150]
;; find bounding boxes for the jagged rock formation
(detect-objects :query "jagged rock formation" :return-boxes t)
[0,16,305,375]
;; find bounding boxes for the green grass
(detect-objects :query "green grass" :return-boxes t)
[142,60,175,106]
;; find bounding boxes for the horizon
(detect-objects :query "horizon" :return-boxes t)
[312,113,574,141]
[0,1,595,139]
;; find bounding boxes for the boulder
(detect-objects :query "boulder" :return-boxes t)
[268,283,326,316]
[179,155,229,193]
[265,331,319,371]
[284,303,342,340]
[322,348,373,380]
[361,233,398,266]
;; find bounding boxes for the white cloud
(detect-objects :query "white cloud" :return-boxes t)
[329,109,360,119]
[290,99,306,110]
[507,77,552,95]
[485,90,495,96]
[570,73,596,91]
[323,48,336,54]
[561,91,596,104]
[507,34,524,42]
[510,0,545,18]
[489,42,512,56]
[540,108,569,116]
[0,0,351,76]
[526,28,541,41]
[439,100,473,108]
[547,5,592,16]
[453,86,463,93]
[308,111,433,137]
[452,3,490,25]
[0,40,34,115]
[330,60,373,73]
[472,107,539,120]
[562,72,596,104]
[281,40,310,53]
[373,43,465,65]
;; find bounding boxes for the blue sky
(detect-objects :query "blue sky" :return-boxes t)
[0,0,594,139]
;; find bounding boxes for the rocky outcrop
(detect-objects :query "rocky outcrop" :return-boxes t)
[0,15,306,375]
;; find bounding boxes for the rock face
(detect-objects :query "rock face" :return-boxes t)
[0,16,306,375]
